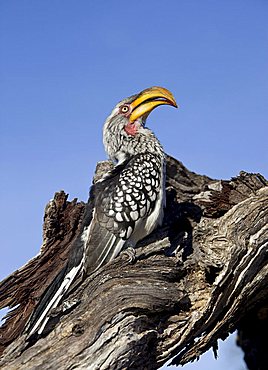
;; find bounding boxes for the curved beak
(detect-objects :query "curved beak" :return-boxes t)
[129,86,178,123]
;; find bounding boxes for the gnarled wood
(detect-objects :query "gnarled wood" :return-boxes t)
[0,155,267,369]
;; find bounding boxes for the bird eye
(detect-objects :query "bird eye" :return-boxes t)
[120,105,130,114]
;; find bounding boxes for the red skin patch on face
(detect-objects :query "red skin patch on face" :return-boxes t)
[124,121,138,136]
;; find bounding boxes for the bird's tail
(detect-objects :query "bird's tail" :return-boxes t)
[25,219,127,337]
[25,261,83,337]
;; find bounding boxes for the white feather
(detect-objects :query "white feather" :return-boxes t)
[28,261,83,336]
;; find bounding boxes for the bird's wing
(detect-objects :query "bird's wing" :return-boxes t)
[83,152,163,274]
[26,152,163,337]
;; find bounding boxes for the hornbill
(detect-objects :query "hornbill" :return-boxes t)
[26,86,177,337]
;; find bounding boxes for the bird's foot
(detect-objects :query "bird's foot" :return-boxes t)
[121,246,136,264]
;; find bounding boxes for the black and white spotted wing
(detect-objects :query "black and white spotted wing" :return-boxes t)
[97,152,162,238]
[83,153,163,274]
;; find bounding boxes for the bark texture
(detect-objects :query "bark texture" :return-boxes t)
[0,155,267,369]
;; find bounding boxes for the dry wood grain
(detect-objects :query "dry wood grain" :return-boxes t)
[0,155,267,369]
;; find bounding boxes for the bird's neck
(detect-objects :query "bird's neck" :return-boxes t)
[113,129,165,165]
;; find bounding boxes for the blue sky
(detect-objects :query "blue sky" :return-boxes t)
[0,1,267,369]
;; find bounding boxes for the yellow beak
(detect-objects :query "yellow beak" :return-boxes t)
[129,86,178,122]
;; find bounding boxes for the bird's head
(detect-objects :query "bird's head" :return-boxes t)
[103,86,177,163]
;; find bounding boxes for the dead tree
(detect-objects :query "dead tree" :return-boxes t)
[0,155,267,369]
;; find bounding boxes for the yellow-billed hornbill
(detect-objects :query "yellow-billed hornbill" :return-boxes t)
[26,86,177,337]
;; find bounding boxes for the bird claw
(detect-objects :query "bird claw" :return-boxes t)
[121,246,136,264]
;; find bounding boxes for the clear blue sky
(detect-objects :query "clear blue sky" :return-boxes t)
[0,1,267,369]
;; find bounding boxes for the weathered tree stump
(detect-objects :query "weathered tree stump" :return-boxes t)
[0,155,267,369]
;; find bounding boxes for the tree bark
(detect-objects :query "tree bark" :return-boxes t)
[0,155,267,369]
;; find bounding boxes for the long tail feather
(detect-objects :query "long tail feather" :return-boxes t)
[26,261,83,337]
